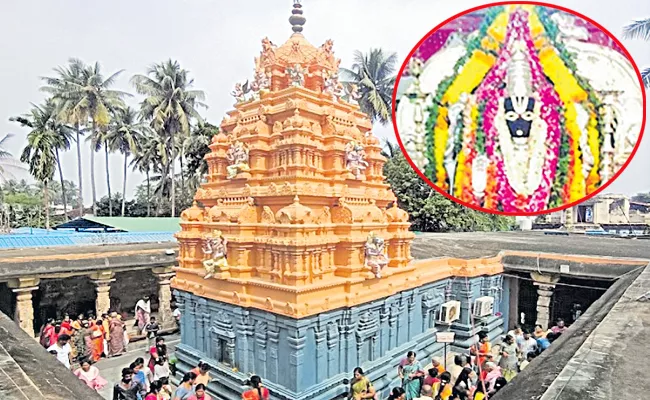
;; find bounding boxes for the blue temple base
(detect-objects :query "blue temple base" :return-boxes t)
[173,275,505,400]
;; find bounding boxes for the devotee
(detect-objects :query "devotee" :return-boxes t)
[453,367,474,391]
[159,377,173,400]
[145,381,162,400]
[109,312,127,357]
[113,368,142,400]
[448,355,465,385]
[533,324,548,339]
[387,387,406,400]
[414,384,434,400]
[507,325,525,351]
[188,384,212,400]
[190,361,212,386]
[498,335,519,381]
[423,368,440,390]
[101,313,111,354]
[132,358,150,396]
[424,356,445,376]
[483,362,502,393]
[551,319,568,334]
[469,332,491,371]
[71,314,84,331]
[536,334,551,353]
[173,372,197,400]
[89,318,105,362]
[47,334,72,370]
[74,358,108,391]
[242,375,270,400]
[145,316,161,348]
[436,372,453,400]
[348,367,376,399]
[472,382,487,400]
[61,314,73,334]
[520,331,538,359]
[492,377,508,394]
[154,357,171,381]
[135,296,152,334]
[39,318,55,348]
[155,337,168,359]
[400,351,424,399]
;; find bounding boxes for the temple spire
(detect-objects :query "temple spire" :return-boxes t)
[289,0,306,33]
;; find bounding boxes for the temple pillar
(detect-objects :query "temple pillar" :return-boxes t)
[153,267,176,329]
[89,271,115,317]
[8,277,40,337]
[531,272,560,329]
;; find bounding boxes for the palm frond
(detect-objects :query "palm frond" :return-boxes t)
[623,18,650,40]
[641,67,650,88]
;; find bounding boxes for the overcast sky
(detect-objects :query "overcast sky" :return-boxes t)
[1,0,649,204]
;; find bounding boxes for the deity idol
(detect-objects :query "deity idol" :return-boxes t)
[226,141,250,179]
[202,230,228,279]
[364,232,389,278]
[287,64,306,87]
[345,141,369,179]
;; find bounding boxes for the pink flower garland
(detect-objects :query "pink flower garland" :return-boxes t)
[475,9,562,213]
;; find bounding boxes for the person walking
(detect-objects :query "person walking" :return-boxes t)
[47,334,72,370]
[498,335,519,381]
[400,351,424,400]
[74,359,108,391]
[113,368,143,400]
[348,367,376,400]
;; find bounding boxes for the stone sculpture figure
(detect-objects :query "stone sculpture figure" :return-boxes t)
[226,141,250,179]
[202,230,229,279]
[231,82,249,103]
[345,141,369,179]
[364,232,389,278]
[346,84,361,104]
[287,64,306,87]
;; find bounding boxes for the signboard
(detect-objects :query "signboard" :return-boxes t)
[436,332,455,343]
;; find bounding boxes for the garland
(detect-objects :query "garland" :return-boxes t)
[424,5,505,186]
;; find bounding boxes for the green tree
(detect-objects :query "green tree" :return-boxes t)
[107,106,146,216]
[10,100,74,220]
[131,60,207,217]
[19,115,59,229]
[42,59,130,216]
[623,18,650,87]
[0,134,25,183]
[340,49,397,124]
[131,131,163,216]
[383,149,515,232]
[184,121,217,197]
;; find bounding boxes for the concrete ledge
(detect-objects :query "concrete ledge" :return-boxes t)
[0,311,104,400]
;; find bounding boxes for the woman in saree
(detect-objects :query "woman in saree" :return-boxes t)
[399,351,424,400]
[88,320,104,362]
[108,312,126,356]
[348,367,376,400]
[242,375,270,400]
[74,359,107,391]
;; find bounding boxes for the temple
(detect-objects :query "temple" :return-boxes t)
[171,2,503,399]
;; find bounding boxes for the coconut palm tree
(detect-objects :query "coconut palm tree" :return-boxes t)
[19,116,58,229]
[130,132,162,217]
[108,106,147,216]
[10,100,74,219]
[131,60,207,217]
[340,48,398,125]
[43,59,130,216]
[623,18,650,87]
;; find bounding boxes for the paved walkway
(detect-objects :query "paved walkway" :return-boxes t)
[95,334,179,400]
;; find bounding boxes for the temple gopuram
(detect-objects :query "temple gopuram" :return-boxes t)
[172,2,504,399]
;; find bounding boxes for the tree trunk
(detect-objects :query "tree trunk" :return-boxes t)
[180,148,185,201]
[90,121,98,216]
[146,169,151,217]
[55,148,68,221]
[122,152,127,217]
[105,145,112,217]
[75,124,84,218]
[44,180,50,230]
[170,131,176,217]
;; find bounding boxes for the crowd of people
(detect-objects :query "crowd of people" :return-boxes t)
[347,319,568,400]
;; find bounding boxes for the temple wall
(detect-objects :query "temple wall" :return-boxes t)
[173,273,505,400]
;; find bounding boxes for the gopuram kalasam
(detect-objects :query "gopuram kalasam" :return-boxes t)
[171,2,504,399]
[396,5,644,213]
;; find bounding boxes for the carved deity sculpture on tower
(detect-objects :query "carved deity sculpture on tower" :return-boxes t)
[231,82,248,103]
[287,63,306,87]
[202,230,229,279]
[364,232,389,278]
[226,141,250,179]
[345,141,369,179]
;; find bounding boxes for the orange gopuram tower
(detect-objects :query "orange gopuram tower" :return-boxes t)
[171,3,504,400]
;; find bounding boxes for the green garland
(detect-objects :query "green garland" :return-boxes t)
[476,99,487,154]
[536,6,605,188]
[423,5,505,181]
[549,105,571,208]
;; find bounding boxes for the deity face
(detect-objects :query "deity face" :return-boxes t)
[504,96,535,142]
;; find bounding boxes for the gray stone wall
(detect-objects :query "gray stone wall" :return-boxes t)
[174,274,506,400]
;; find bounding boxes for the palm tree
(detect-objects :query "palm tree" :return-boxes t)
[43,59,130,216]
[340,49,398,125]
[380,140,399,159]
[130,132,161,217]
[19,116,58,229]
[623,18,650,87]
[10,100,74,220]
[108,107,146,216]
[131,60,207,217]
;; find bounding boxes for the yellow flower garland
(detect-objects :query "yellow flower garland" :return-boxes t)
[586,107,600,193]
[443,50,496,104]
[454,105,479,200]
[538,46,587,103]
[564,103,587,201]
[434,107,449,189]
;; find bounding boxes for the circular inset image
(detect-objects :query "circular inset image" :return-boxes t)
[393,2,646,215]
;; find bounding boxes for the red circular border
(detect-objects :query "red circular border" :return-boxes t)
[391,1,647,217]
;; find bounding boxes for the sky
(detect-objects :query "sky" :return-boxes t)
[0,0,649,205]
